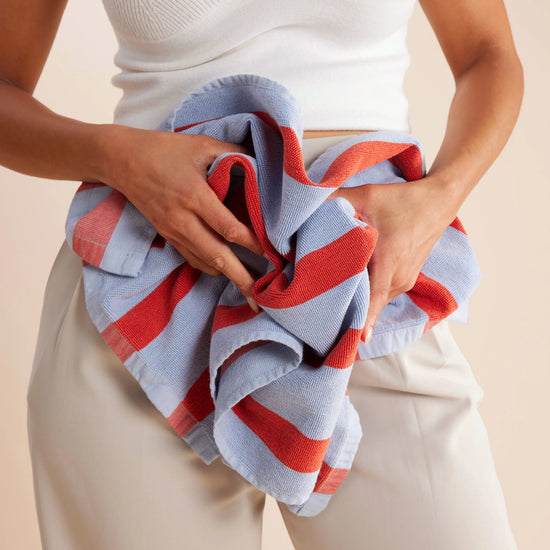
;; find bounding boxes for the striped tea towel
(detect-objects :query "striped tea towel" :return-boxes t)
[65,74,481,516]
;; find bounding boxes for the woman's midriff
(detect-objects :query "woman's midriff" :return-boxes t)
[303,129,374,139]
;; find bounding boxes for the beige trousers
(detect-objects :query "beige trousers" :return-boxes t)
[27,135,518,550]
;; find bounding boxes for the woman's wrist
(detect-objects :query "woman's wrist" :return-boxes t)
[90,122,135,189]
[421,169,472,219]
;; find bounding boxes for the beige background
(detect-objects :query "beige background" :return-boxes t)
[1,1,548,548]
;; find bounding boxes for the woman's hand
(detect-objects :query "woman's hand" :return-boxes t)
[100,125,265,304]
[329,176,458,341]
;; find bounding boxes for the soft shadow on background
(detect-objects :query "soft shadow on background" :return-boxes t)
[1,1,548,548]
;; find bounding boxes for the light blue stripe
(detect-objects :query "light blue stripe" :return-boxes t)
[101,201,158,276]
[421,226,482,303]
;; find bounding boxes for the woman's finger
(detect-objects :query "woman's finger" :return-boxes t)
[178,213,258,302]
[197,184,266,257]
[170,244,221,276]
[364,259,394,342]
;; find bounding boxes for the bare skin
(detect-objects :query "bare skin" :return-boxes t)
[0,0,523,337]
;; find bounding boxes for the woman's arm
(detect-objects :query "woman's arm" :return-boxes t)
[0,0,263,306]
[332,0,524,340]
[419,0,524,202]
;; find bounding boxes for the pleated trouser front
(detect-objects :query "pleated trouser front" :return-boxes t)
[27,135,519,550]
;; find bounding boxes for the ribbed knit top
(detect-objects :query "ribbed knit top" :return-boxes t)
[102,0,417,132]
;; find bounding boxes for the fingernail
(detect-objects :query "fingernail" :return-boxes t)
[246,296,260,313]
[364,325,373,343]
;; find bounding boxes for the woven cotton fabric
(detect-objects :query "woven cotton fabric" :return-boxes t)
[65,74,481,516]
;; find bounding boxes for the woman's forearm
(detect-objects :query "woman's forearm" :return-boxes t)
[426,47,524,210]
[0,80,264,298]
[0,80,113,183]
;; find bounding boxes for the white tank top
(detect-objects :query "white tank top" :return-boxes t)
[102,0,417,132]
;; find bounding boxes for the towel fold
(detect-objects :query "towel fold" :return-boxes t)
[65,74,481,516]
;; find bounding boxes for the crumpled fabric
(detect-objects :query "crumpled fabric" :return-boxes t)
[65,74,481,516]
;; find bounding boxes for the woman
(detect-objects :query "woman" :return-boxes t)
[1,0,523,548]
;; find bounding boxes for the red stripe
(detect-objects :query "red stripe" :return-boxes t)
[211,303,261,334]
[101,263,200,354]
[406,272,458,332]
[302,327,362,370]
[313,462,350,495]
[279,126,314,186]
[450,217,467,234]
[72,190,127,267]
[168,368,215,436]
[101,323,136,363]
[167,411,197,439]
[174,116,223,133]
[232,395,330,473]
[278,127,423,188]
[388,144,424,181]
[324,328,363,369]
[204,155,233,201]
[255,226,376,309]
[322,141,423,186]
